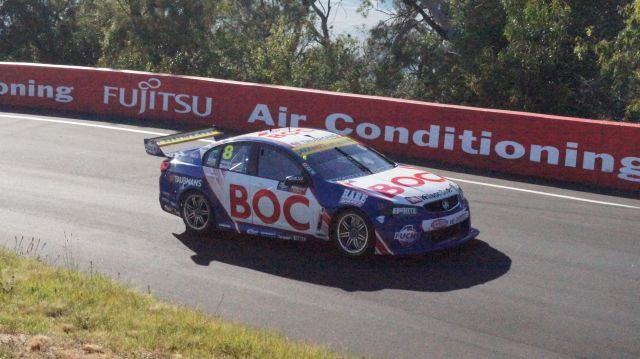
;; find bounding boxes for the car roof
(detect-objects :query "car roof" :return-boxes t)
[200,127,358,157]
[231,127,340,147]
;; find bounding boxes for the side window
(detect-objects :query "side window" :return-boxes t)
[258,146,303,182]
[203,146,221,167]
[218,143,252,174]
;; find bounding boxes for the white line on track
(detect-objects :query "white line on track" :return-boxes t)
[4,112,639,210]
[447,177,640,210]
[2,113,169,136]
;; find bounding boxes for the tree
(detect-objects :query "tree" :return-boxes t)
[98,0,219,75]
[1,0,636,122]
[359,0,636,120]
[0,0,102,65]
[597,0,640,122]
[499,0,572,113]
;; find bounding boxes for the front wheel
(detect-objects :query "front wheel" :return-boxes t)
[333,209,374,258]
[181,192,214,234]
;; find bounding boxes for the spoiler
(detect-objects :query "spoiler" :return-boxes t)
[144,128,222,157]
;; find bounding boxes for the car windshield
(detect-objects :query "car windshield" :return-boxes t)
[304,143,396,181]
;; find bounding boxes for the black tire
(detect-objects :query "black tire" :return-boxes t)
[332,209,374,258]
[181,192,214,234]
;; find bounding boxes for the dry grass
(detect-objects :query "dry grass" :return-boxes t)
[0,248,349,358]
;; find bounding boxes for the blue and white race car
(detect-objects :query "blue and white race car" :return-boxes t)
[145,127,479,257]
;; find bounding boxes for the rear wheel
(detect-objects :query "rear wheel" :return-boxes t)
[333,209,374,258]
[181,192,213,234]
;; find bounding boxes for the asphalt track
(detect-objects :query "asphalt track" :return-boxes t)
[1,111,639,358]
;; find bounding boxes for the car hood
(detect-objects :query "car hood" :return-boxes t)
[337,166,459,205]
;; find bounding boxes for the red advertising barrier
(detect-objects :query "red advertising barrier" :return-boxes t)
[1,62,639,192]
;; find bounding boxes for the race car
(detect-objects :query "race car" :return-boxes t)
[144,127,479,257]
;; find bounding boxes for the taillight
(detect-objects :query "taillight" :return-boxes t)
[160,159,171,172]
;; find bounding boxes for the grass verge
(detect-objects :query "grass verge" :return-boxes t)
[0,247,346,358]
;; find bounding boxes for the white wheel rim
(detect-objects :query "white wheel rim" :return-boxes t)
[184,194,210,230]
[337,214,369,254]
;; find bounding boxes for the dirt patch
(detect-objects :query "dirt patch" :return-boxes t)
[0,333,118,358]
[26,335,52,352]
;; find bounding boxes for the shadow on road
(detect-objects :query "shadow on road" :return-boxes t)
[174,231,511,292]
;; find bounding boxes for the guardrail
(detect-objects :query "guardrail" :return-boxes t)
[1,62,638,191]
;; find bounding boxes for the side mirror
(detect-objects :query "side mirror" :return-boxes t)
[284,175,308,187]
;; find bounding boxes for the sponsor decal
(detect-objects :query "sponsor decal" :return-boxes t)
[292,235,307,241]
[277,181,307,194]
[450,211,469,225]
[420,185,456,201]
[0,79,74,103]
[367,171,447,198]
[422,210,470,232]
[218,223,232,229]
[405,196,423,204]
[229,184,311,230]
[292,136,356,157]
[103,77,212,117]
[431,219,449,230]
[277,234,292,240]
[376,216,385,224]
[246,228,259,235]
[392,207,418,215]
[170,175,202,187]
[255,127,315,139]
[339,189,368,206]
[287,175,305,182]
[394,225,420,247]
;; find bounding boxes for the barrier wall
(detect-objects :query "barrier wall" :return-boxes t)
[1,62,638,192]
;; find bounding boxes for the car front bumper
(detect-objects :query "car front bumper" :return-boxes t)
[372,205,479,256]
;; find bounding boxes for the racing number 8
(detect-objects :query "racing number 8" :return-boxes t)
[222,145,234,160]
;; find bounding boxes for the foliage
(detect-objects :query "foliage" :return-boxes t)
[362,0,637,121]
[0,0,638,122]
[0,0,103,65]
[597,0,640,121]
[0,247,345,358]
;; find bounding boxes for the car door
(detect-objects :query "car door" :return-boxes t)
[252,144,321,235]
[202,141,256,229]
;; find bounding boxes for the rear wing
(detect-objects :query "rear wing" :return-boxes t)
[144,128,222,157]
